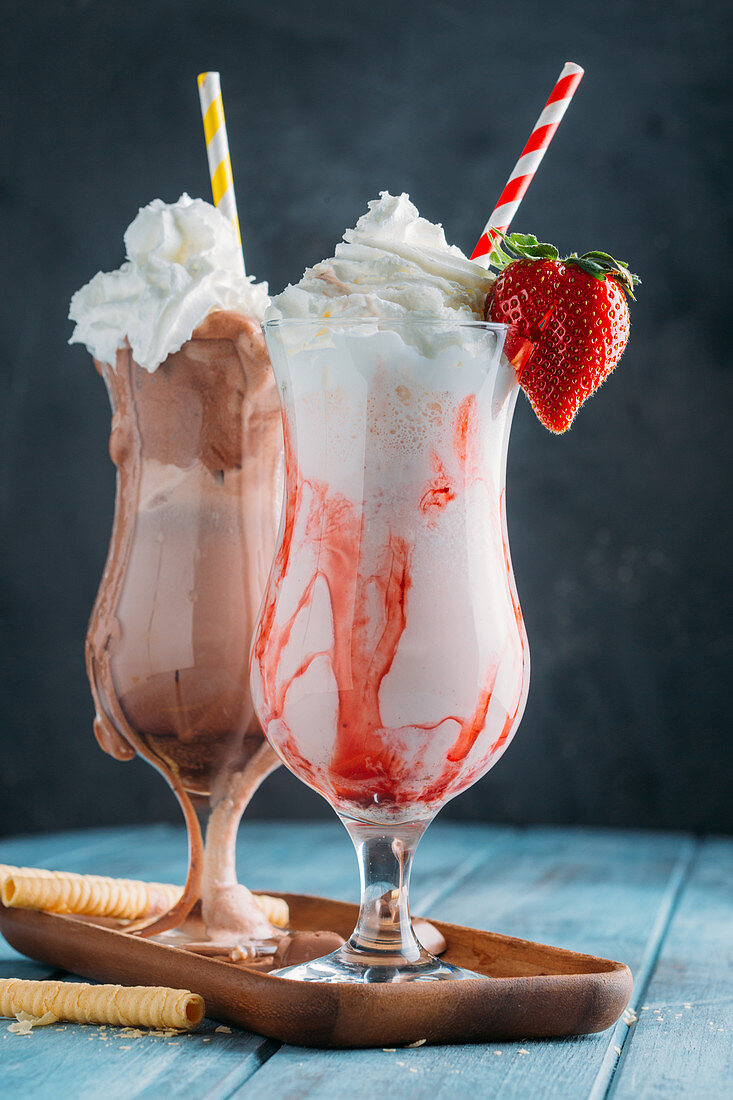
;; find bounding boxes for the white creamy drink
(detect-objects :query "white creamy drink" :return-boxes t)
[251,193,529,824]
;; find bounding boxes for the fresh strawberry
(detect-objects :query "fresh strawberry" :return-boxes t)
[484,233,639,433]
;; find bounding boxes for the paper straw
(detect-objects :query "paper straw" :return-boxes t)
[471,62,584,266]
[197,71,245,274]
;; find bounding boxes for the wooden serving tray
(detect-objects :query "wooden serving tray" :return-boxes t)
[0,893,632,1048]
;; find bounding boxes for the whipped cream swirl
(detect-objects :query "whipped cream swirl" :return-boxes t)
[69,194,269,372]
[268,192,494,325]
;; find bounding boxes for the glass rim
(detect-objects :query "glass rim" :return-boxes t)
[262,317,509,333]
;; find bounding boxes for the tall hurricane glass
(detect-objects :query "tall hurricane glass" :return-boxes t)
[87,311,284,943]
[250,318,529,982]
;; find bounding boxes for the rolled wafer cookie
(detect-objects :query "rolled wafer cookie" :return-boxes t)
[0,869,182,920]
[0,865,290,926]
[253,892,289,929]
[0,978,204,1030]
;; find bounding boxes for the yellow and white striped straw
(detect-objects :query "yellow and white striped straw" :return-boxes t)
[197,71,245,275]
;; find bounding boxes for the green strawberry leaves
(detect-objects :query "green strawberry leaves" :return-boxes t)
[488,232,559,268]
[487,231,640,301]
[567,252,640,299]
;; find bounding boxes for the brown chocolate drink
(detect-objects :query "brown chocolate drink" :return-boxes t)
[86,309,284,942]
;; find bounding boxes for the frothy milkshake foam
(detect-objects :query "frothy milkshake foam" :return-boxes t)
[69,194,269,372]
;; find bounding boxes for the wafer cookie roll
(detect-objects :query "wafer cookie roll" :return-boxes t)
[254,893,289,928]
[0,864,289,927]
[0,865,77,886]
[0,979,204,1030]
[0,868,181,919]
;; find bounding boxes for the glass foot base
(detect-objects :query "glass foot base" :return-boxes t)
[273,945,481,984]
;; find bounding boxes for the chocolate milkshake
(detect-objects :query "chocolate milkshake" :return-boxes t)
[70,195,284,946]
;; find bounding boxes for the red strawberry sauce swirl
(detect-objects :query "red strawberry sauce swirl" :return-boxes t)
[251,386,527,821]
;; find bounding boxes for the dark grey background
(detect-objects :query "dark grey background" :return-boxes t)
[2,0,731,837]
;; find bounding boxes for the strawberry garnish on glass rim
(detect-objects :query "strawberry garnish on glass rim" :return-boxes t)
[484,232,640,434]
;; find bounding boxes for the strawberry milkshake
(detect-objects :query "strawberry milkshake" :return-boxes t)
[250,190,636,983]
[249,193,529,981]
[70,195,284,946]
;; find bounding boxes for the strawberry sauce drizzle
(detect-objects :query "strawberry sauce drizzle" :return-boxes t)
[453,395,481,483]
[419,454,455,515]
[252,401,525,816]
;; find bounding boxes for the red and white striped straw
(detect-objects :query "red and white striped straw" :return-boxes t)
[471,62,584,266]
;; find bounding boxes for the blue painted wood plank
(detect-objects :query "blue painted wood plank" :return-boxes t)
[235,828,697,1100]
[0,824,177,869]
[611,837,733,1099]
[586,841,696,1099]
[430,827,694,961]
[0,1016,277,1100]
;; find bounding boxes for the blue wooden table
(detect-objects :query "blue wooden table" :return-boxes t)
[1,822,730,1098]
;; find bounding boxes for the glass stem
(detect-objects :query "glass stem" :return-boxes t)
[339,816,429,965]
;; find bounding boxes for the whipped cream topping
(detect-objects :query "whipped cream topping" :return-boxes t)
[268,192,494,324]
[69,194,269,372]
